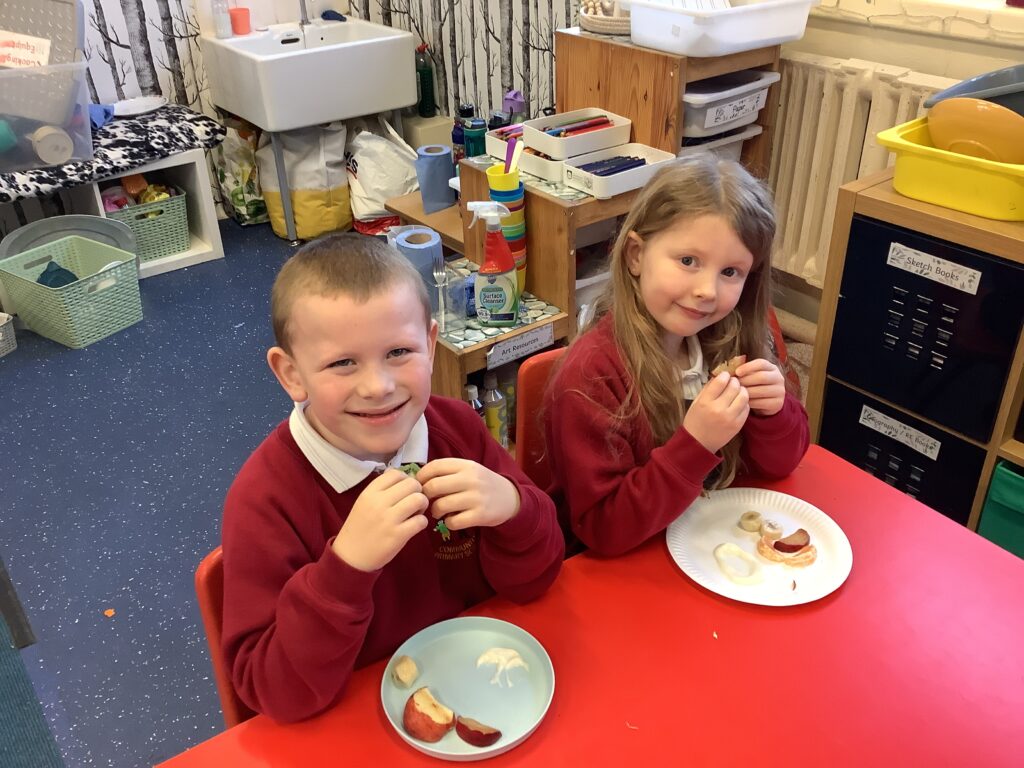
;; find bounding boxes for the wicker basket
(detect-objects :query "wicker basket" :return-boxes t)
[0,312,16,358]
[579,8,631,35]
[107,191,190,263]
[0,237,142,349]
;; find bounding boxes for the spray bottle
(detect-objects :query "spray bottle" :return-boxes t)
[467,202,518,327]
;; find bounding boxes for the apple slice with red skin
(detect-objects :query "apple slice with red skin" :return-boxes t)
[774,528,810,553]
[456,716,502,747]
[403,687,455,743]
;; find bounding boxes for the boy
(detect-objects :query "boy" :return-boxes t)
[221,234,564,723]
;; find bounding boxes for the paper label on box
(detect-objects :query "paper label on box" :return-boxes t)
[0,30,51,68]
[704,90,768,129]
[486,323,555,370]
[886,242,981,295]
[858,405,941,461]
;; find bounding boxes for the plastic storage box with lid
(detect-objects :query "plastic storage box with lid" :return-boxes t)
[0,61,93,172]
[0,236,142,348]
[522,108,632,160]
[562,143,675,199]
[627,0,818,58]
[682,70,780,138]
[679,124,762,161]
[978,462,1024,559]
[876,117,1024,221]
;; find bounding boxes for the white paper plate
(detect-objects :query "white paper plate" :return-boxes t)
[666,488,853,606]
[381,617,554,761]
[113,96,168,117]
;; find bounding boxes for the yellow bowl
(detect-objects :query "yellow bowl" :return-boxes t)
[927,97,1024,165]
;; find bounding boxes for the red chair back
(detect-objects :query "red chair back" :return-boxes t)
[195,546,257,728]
[515,348,566,490]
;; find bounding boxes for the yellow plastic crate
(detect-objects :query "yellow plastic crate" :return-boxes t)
[876,117,1024,221]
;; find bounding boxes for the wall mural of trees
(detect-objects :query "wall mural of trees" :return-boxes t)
[84,0,579,123]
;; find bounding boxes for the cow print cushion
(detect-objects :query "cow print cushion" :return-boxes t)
[0,105,226,204]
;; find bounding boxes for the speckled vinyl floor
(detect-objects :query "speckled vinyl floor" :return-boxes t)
[0,220,295,766]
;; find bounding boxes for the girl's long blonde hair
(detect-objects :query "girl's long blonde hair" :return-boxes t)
[587,154,777,488]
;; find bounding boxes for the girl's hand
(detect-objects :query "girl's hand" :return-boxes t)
[735,358,786,417]
[332,470,430,572]
[683,372,750,454]
[418,458,521,532]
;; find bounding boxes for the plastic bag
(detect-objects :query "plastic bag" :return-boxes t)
[256,122,352,240]
[214,114,268,226]
[345,115,418,223]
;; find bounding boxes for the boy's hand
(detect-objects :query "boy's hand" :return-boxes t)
[682,372,749,454]
[734,358,786,417]
[332,469,429,572]
[417,458,521,532]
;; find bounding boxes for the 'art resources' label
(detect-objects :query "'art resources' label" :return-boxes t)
[858,405,941,461]
[886,242,981,295]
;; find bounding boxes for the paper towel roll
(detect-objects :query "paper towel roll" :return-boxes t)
[395,228,442,313]
[415,145,456,214]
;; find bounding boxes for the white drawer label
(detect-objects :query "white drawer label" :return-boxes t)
[704,90,768,129]
[0,30,51,68]
[486,323,555,370]
[858,405,941,461]
[886,242,981,295]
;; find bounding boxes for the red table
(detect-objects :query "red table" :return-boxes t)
[159,446,1024,767]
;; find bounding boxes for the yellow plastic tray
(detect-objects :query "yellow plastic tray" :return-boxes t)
[876,117,1024,221]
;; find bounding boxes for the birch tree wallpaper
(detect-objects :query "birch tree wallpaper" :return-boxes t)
[84,0,581,122]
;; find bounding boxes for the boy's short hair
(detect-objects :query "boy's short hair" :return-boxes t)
[271,233,432,353]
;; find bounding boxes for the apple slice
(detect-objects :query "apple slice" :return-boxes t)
[456,716,502,747]
[402,687,455,743]
[774,528,811,553]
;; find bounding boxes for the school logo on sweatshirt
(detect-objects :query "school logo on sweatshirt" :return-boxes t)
[434,529,476,561]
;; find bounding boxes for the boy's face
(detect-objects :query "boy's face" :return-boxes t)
[268,282,437,463]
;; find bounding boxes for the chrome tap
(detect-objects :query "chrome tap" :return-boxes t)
[298,0,310,26]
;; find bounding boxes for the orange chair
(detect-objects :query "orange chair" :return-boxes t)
[515,347,567,491]
[195,546,257,728]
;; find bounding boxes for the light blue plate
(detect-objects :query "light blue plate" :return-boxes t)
[381,617,555,761]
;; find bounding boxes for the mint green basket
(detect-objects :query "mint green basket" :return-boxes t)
[0,236,142,349]
[107,192,189,262]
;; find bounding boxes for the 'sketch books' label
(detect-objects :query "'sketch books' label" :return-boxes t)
[858,405,941,461]
[887,242,981,295]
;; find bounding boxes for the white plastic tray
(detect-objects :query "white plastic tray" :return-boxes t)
[562,143,675,199]
[485,130,566,182]
[678,124,763,162]
[682,69,780,137]
[628,0,819,58]
[523,108,632,161]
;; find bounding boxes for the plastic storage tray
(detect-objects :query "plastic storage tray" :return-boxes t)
[0,311,15,358]
[485,131,566,183]
[0,236,142,348]
[522,108,632,160]
[682,70,780,138]
[563,143,676,199]
[628,0,818,57]
[679,124,763,161]
[876,117,1024,222]
[107,192,190,262]
[978,462,1024,559]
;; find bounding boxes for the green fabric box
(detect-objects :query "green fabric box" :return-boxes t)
[978,461,1024,559]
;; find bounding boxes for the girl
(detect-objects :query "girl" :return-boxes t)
[544,155,809,556]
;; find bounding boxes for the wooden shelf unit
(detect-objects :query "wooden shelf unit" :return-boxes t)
[555,29,781,177]
[807,170,1024,531]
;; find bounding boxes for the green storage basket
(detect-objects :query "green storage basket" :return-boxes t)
[0,311,16,358]
[0,236,142,349]
[978,461,1024,559]
[107,191,189,262]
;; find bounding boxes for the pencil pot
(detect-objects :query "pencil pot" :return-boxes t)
[486,164,520,192]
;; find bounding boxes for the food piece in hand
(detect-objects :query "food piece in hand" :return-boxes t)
[738,511,763,532]
[774,528,811,553]
[711,355,747,377]
[455,716,502,747]
[403,687,455,743]
[713,542,764,585]
[477,647,529,687]
[391,655,419,688]
[399,462,422,478]
[756,535,817,567]
[760,519,783,540]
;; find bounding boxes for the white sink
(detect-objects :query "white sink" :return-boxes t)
[202,20,416,132]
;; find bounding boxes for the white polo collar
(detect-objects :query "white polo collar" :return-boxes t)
[679,335,709,401]
[288,402,429,493]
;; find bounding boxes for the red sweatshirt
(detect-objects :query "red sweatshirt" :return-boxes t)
[545,314,810,556]
[221,396,564,723]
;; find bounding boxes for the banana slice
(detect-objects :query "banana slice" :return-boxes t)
[739,511,763,532]
[713,542,764,585]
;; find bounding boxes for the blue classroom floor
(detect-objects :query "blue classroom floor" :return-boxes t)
[1,220,295,766]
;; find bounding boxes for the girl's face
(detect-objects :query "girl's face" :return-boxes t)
[626,214,754,355]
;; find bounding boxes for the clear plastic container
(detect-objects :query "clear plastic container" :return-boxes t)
[0,61,93,172]
[628,0,818,58]
[682,70,780,138]
[679,124,763,161]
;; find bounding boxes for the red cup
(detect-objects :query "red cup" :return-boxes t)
[229,7,251,35]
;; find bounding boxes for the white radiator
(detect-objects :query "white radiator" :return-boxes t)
[769,52,956,288]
